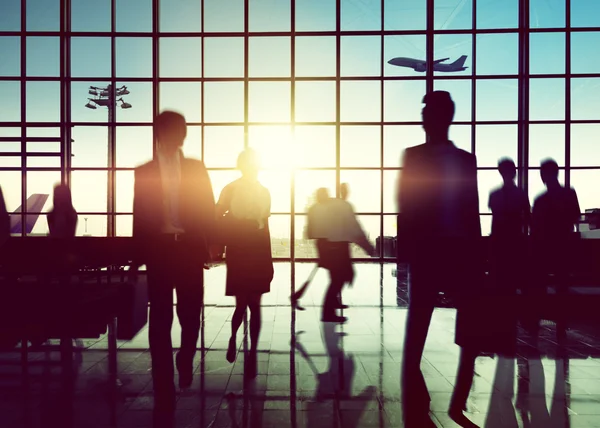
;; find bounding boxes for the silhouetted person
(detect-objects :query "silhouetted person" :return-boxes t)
[131,111,217,412]
[340,182,349,201]
[0,186,9,246]
[397,91,481,427]
[47,184,77,238]
[217,148,273,379]
[489,158,530,238]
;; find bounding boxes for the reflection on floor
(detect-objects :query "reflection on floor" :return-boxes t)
[1,263,600,427]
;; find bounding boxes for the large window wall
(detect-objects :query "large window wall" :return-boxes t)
[1,0,599,261]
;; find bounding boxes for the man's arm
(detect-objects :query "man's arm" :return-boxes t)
[130,167,146,275]
[466,154,481,237]
[196,161,220,259]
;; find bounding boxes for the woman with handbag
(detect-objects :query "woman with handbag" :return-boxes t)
[216,148,273,378]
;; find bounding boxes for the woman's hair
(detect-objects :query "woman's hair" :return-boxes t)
[52,184,75,212]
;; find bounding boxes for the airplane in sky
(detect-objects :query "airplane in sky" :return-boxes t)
[387,55,468,72]
[9,194,49,235]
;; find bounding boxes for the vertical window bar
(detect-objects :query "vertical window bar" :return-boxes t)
[200,0,205,162]
[20,0,27,236]
[108,0,117,237]
[379,0,384,262]
[565,0,571,189]
[64,0,73,187]
[426,0,434,95]
[290,0,296,268]
[471,0,477,155]
[244,0,249,149]
[518,0,529,197]
[335,0,341,196]
[152,0,159,159]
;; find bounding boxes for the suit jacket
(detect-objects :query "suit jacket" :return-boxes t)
[132,155,216,263]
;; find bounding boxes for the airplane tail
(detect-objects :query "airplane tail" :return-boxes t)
[450,55,468,68]
[10,194,49,234]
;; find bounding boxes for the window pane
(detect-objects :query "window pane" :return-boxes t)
[204,38,244,78]
[295,37,336,78]
[0,82,20,122]
[203,126,245,168]
[296,0,335,31]
[0,37,20,76]
[384,0,426,31]
[116,126,153,168]
[159,38,202,78]
[181,126,201,158]
[26,37,60,77]
[341,36,381,77]
[451,124,473,154]
[571,78,600,121]
[480,214,492,237]
[571,0,600,27]
[295,81,336,123]
[435,0,472,30]
[434,34,472,77]
[571,124,600,167]
[71,38,111,78]
[570,170,600,212]
[476,80,518,121]
[340,126,381,167]
[269,215,290,258]
[530,0,565,28]
[116,170,134,213]
[295,170,336,213]
[26,81,60,123]
[529,124,565,167]
[572,33,600,74]
[433,80,471,122]
[249,82,290,123]
[159,0,201,32]
[71,0,111,32]
[248,125,294,170]
[529,169,565,206]
[258,170,291,213]
[383,170,399,213]
[475,125,517,168]
[71,126,108,168]
[71,82,108,123]
[384,80,426,122]
[478,170,502,213]
[530,78,565,121]
[476,33,518,76]
[116,215,133,237]
[204,82,244,123]
[249,0,290,32]
[384,35,426,77]
[341,0,381,31]
[117,38,152,78]
[76,215,107,237]
[340,170,381,213]
[27,171,61,213]
[294,215,316,257]
[342,81,382,122]
[249,37,290,78]
[0,171,22,211]
[27,0,59,32]
[476,0,518,29]
[159,82,202,123]
[71,171,108,213]
[530,33,565,75]
[210,170,241,202]
[0,0,20,31]
[204,0,244,32]
[116,0,152,32]
[294,126,336,168]
[383,125,425,168]
[116,82,152,123]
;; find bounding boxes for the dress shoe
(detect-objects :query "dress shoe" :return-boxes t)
[226,337,237,363]
[175,352,193,389]
[321,314,347,323]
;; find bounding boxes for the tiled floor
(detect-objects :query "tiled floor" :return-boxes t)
[2,263,600,427]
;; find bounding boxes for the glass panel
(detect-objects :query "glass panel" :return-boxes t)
[341,0,381,31]
[249,0,291,32]
[572,33,600,74]
[475,125,518,168]
[384,0,426,31]
[204,82,244,123]
[294,126,336,168]
[480,214,491,237]
[571,124,600,167]
[71,0,111,32]
[258,170,291,213]
[159,82,202,123]
[29,214,49,236]
[383,125,425,168]
[203,126,245,168]
[71,38,111,78]
[294,215,316,257]
[116,126,153,168]
[529,124,565,167]
[116,170,134,213]
[0,37,19,76]
[433,80,471,122]
[159,38,202,78]
[384,35,427,77]
[76,215,107,237]
[569,170,600,212]
[27,156,61,168]
[450,124,472,153]
[476,33,518,76]
[529,78,565,121]
[529,169,565,206]
[116,215,133,237]
[339,170,381,213]
[341,36,382,77]
[340,126,381,167]
[530,33,565,75]
[0,0,20,31]
[26,0,59,32]
[530,0,565,28]
[476,80,518,121]
[26,37,59,77]
[159,0,201,32]
[248,82,291,123]
[180,126,201,159]
[435,0,472,30]
[478,170,502,213]
[209,170,242,202]
[571,78,600,121]
[204,0,244,32]
[295,81,336,123]
[295,170,336,213]
[71,82,109,123]
[296,0,335,31]
[383,170,400,213]
[204,38,244,78]
[71,171,108,213]
[248,125,294,170]
[295,37,336,78]
[27,171,61,213]
[0,82,20,122]
[116,0,152,32]
[269,214,290,258]
[116,38,152,78]
[249,37,291,78]
[116,82,153,123]
[434,34,472,77]
[351,215,381,258]
[571,0,600,27]
[0,171,22,211]
[341,81,381,123]
[476,0,518,29]
[384,80,426,123]
[26,81,60,123]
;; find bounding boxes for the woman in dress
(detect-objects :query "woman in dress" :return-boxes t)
[47,183,77,238]
[216,148,273,378]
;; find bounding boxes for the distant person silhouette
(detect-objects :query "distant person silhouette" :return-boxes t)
[47,184,78,238]
[340,182,350,201]
[0,186,9,246]
[397,91,482,427]
[131,111,217,412]
[217,148,273,379]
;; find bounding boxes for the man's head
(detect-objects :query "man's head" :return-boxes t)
[53,183,73,208]
[237,148,260,178]
[498,158,517,183]
[340,183,349,200]
[421,91,455,137]
[315,187,330,204]
[540,159,559,185]
[155,111,186,155]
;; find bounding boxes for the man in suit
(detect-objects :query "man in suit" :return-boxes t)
[131,111,217,411]
[397,91,481,427]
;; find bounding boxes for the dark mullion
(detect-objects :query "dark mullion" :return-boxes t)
[425,0,434,95]
[200,0,205,162]
[335,0,341,196]
[243,0,249,148]
[20,0,27,236]
[152,0,159,159]
[518,0,529,198]
[379,0,384,262]
[471,0,476,155]
[65,0,73,188]
[565,0,572,189]
[290,0,296,267]
[108,0,117,237]
[60,0,66,185]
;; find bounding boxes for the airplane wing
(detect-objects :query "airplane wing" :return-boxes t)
[10,194,49,234]
[433,58,450,64]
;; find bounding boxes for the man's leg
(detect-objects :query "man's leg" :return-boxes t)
[322,269,345,322]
